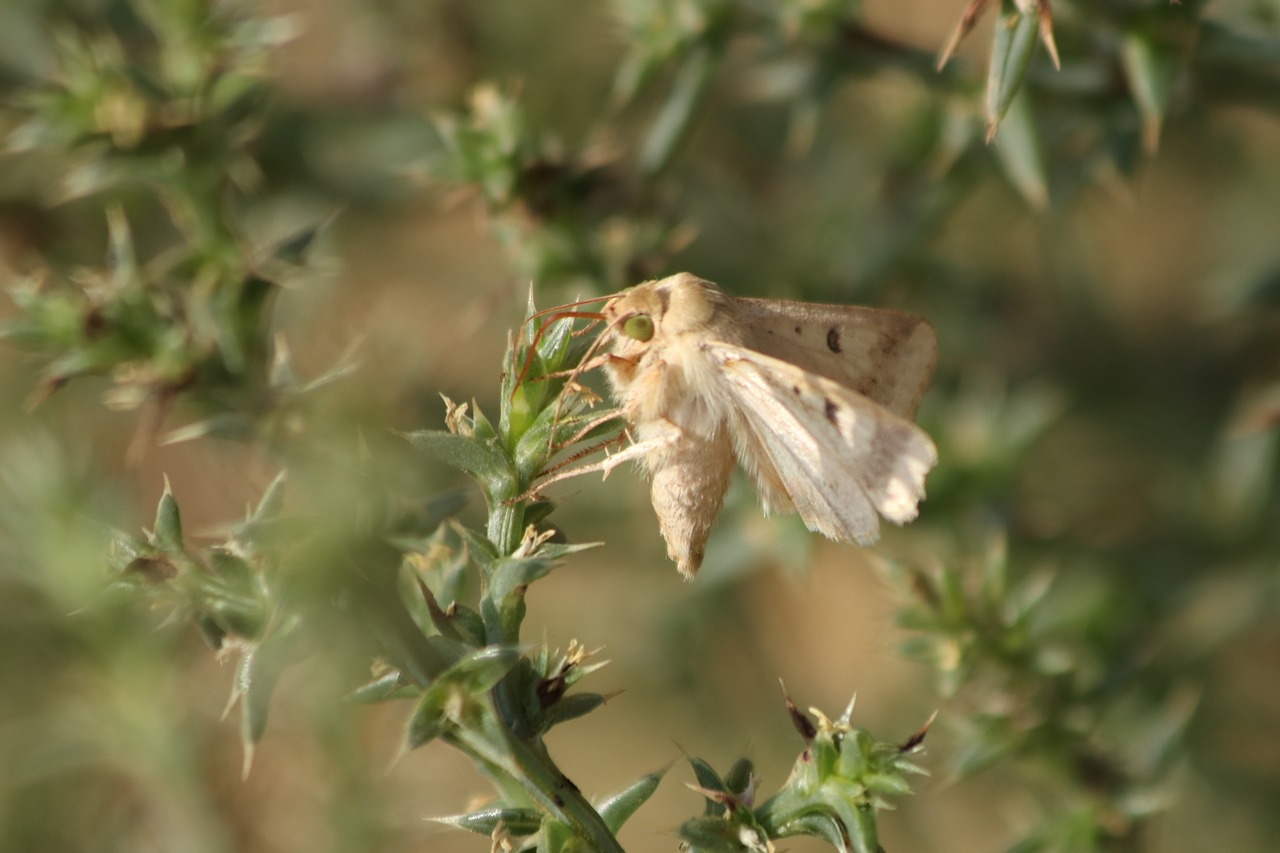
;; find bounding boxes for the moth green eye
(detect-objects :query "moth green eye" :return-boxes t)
[622,314,654,342]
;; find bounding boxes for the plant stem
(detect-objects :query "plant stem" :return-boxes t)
[502,732,627,853]
[487,501,525,556]
[480,498,625,852]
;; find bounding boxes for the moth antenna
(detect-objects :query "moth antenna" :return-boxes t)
[508,423,679,503]
[511,293,615,367]
[542,312,633,453]
[510,310,605,403]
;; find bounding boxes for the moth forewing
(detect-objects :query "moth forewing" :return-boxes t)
[734,298,937,418]
[708,342,936,545]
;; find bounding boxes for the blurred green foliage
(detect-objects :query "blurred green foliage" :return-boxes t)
[2,1,1280,852]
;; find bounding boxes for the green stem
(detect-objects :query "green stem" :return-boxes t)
[480,498,623,852]
[487,501,525,557]
[503,731,626,853]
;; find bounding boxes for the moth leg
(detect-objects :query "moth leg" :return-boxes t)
[552,408,627,453]
[538,353,636,457]
[540,429,628,479]
[508,423,680,502]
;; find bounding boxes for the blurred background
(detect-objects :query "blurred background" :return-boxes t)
[2,1,1279,851]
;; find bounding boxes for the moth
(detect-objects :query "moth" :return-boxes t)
[590,272,938,578]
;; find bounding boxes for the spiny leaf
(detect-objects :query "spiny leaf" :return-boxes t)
[985,1,1040,142]
[403,647,520,749]
[431,806,542,837]
[235,628,296,777]
[990,90,1048,209]
[540,691,608,732]
[1121,30,1178,154]
[402,429,514,498]
[597,766,667,833]
[153,476,183,550]
[347,671,415,704]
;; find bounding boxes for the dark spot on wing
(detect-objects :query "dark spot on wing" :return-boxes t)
[794,325,802,334]
[791,385,801,395]
[826,327,842,353]
[824,398,839,426]
[879,331,902,356]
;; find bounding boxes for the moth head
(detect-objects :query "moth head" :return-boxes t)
[605,273,725,343]
[603,283,663,350]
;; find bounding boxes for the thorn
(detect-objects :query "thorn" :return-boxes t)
[683,783,741,811]
[1036,0,1061,70]
[779,679,816,743]
[936,0,993,71]
[899,710,939,753]
[838,691,857,726]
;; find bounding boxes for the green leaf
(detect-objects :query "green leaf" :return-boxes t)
[195,613,228,650]
[347,671,416,704]
[863,771,912,797]
[978,530,1009,606]
[404,646,520,749]
[446,645,521,693]
[272,221,324,265]
[153,478,184,550]
[724,758,755,798]
[235,628,296,776]
[489,555,558,609]
[486,554,557,639]
[460,527,500,571]
[770,813,851,853]
[105,206,137,288]
[541,817,587,853]
[687,755,730,816]
[1121,30,1177,154]
[431,806,542,837]
[447,602,487,647]
[203,553,269,639]
[403,429,514,498]
[985,1,1039,142]
[404,685,462,749]
[540,691,607,731]
[597,766,666,833]
[678,816,758,853]
[991,91,1047,210]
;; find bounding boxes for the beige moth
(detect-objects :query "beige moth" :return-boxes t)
[580,272,938,578]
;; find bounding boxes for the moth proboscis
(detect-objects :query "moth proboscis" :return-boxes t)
[525,272,938,579]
